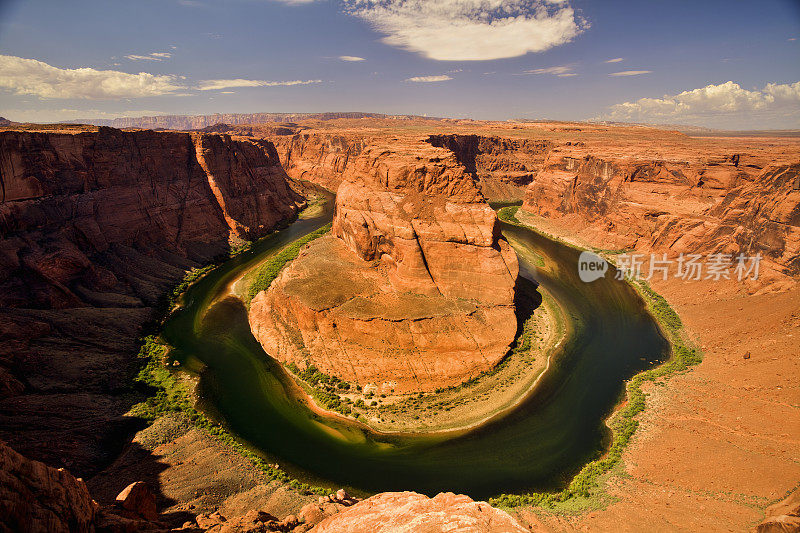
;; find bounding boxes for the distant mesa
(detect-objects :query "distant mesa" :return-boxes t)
[64,111,445,131]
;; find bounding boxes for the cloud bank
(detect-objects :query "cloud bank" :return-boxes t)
[609,70,651,76]
[405,75,453,82]
[197,79,322,90]
[342,0,586,61]
[523,64,576,76]
[0,55,183,99]
[598,80,800,129]
[125,52,172,61]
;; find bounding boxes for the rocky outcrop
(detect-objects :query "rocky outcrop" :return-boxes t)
[311,491,529,533]
[271,133,372,192]
[250,138,519,392]
[0,438,99,532]
[521,152,800,282]
[428,134,554,201]
[757,488,800,533]
[0,127,305,476]
[115,481,159,521]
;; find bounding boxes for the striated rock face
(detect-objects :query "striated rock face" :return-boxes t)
[271,133,372,192]
[0,126,305,475]
[521,152,800,281]
[250,139,519,392]
[0,438,99,533]
[311,491,529,533]
[271,131,555,202]
[428,134,554,202]
[0,127,304,308]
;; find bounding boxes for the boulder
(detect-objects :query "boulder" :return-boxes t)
[310,491,528,533]
[115,481,158,521]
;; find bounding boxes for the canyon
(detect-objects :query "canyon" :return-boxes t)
[1,117,798,532]
[0,124,305,477]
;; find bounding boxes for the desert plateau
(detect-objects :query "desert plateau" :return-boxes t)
[0,1,798,532]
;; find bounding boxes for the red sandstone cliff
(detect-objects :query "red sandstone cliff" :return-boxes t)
[249,138,519,392]
[271,132,554,202]
[271,133,372,192]
[0,126,305,476]
[520,152,800,283]
[427,134,554,201]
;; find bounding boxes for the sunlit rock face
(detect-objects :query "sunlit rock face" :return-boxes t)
[311,491,530,533]
[250,138,519,393]
[521,150,800,283]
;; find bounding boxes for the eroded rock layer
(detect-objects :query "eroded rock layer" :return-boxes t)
[0,126,305,476]
[521,152,800,282]
[250,139,519,392]
[427,134,554,201]
[271,133,372,192]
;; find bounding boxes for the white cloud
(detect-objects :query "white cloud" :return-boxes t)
[197,78,322,90]
[0,55,184,99]
[342,0,587,61]
[339,55,366,62]
[125,52,172,61]
[597,80,800,129]
[523,64,575,76]
[406,75,453,82]
[609,70,652,76]
[605,57,624,63]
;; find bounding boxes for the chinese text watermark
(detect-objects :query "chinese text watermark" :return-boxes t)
[578,252,761,282]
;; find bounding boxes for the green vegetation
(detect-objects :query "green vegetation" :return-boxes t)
[167,265,215,309]
[497,205,522,225]
[246,224,331,302]
[130,228,335,498]
[636,280,682,331]
[489,210,702,513]
[286,362,354,416]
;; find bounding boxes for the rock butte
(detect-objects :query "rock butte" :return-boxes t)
[249,137,519,392]
[1,116,799,532]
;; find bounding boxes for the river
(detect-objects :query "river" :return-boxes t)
[162,194,669,500]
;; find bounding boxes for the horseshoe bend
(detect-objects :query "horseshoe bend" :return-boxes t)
[1,117,798,532]
[1,4,799,530]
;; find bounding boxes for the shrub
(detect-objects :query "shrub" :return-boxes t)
[247,224,331,301]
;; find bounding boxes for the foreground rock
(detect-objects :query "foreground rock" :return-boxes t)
[311,491,529,533]
[0,438,99,532]
[250,138,519,392]
[757,488,800,533]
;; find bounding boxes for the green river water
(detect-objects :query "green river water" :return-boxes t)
[162,194,669,500]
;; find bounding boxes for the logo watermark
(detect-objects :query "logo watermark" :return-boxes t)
[578,251,608,282]
[577,252,762,282]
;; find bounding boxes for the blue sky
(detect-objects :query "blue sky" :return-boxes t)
[0,0,798,128]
